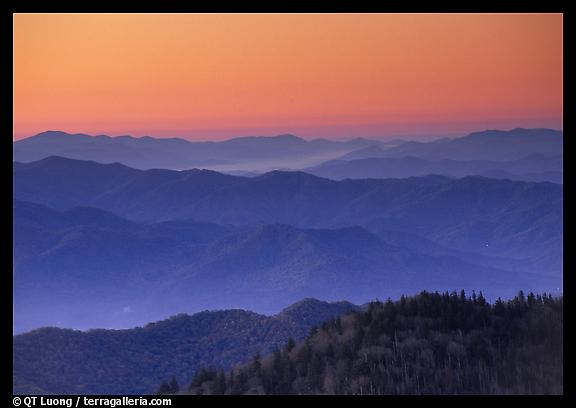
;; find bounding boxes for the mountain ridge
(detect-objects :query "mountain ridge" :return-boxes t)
[14,128,562,172]
[306,154,562,183]
[13,198,561,334]
[13,157,562,266]
[13,131,377,172]
[13,298,360,395]
[373,128,562,161]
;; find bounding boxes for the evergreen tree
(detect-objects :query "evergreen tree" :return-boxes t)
[285,338,296,353]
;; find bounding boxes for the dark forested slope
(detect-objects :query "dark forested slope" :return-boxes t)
[185,291,562,395]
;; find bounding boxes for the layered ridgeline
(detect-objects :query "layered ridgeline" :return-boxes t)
[306,154,563,183]
[306,128,562,183]
[12,128,563,395]
[13,156,562,332]
[183,291,563,395]
[12,199,516,331]
[13,128,562,179]
[13,157,562,262]
[334,128,562,161]
[13,191,560,332]
[13,299,359,395]
[12,131,376,172]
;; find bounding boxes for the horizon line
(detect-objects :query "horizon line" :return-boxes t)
[12,126,564,144]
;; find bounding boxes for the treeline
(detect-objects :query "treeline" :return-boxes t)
[171,290,562,395]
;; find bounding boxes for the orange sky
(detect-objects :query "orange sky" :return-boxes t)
[13,13,563,140]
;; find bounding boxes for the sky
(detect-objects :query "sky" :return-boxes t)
[13,13,563,141]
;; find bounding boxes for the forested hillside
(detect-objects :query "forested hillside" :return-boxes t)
[13,299,357,395]
[184,291,562,395]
